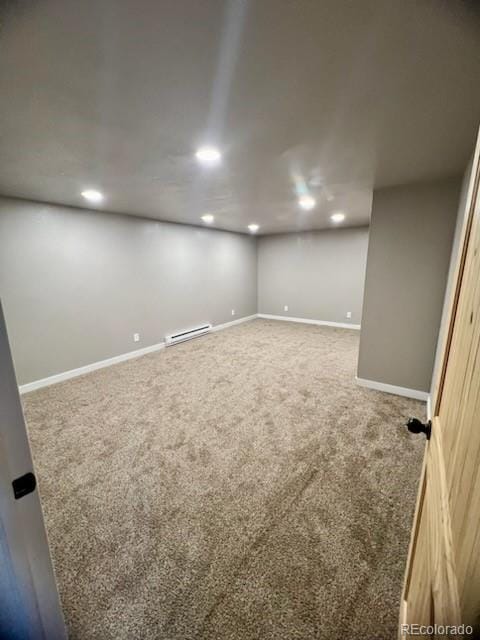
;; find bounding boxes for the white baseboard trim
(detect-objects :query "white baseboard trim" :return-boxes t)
[257,313,360,330]
[19,341,166,394]
[19,314,258,394]
[211,314,258,333]
[355,376,429,402]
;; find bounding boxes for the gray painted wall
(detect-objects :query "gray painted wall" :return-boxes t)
[0,198,257,385]
[430,158,474,399]
[257,227,369,325]
[357,178,461,393]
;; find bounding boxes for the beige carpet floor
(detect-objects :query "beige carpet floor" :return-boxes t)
[23,319,425,640]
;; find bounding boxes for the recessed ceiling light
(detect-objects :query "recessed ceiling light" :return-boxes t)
[248,224,259,233]
[299,195,316,211]
[81,189,103,203]
[201,214,214,224]
[195,146,222,166]
[330,212,345,223]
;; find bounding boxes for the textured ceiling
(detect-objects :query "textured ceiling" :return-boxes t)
[0,0,479,234]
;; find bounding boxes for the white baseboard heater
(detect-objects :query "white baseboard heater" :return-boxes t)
[165,323,212,346]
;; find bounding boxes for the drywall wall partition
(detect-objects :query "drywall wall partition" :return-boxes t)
[357,178,461,393]
[430,158,474,401]
[257,227,369,325]
[0,198,257,385]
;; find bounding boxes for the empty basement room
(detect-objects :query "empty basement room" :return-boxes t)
[1,2,480,639]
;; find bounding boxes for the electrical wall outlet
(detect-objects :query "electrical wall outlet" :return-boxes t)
[231,309,235,316]
[133,333,140,342]
[346,311,352,319]
[284,305,289,312]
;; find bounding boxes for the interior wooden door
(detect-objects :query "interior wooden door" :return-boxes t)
[400,129,480,638]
